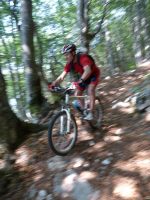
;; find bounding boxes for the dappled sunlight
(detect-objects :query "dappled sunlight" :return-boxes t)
[145,112,150,122]
[118,106,135,114]
[15,145,32,167]
[15,145,44,182]
[118,87,126,91]
[93,142,106,151]
[61,172,77,193]
[113,177,140,199]
[78,126,94,142]
[134,150,150,175]
[114,161,138,173]
[114,149,150,176]
[137,150,150,157]
[135,158,150,174]
[109,90,117,95]
[104,135,121,142]
[33,169,44,182]
[69,157,85,168]
[112,101,131,109]
[99,91,108,96]
[112,101,135,114]
[79,171,98,180]
[137,74,145,79]
[139,60,150,67]
[0,159,6,169]
[122,79,130,84]
[108,127,126,135]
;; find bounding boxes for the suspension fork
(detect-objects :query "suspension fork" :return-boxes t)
[60,108,71,134]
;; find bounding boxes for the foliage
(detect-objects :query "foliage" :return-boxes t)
[0,0,150,117]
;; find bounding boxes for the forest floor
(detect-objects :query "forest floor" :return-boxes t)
[1,64,150,200]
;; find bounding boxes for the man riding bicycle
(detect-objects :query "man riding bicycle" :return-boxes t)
[52,44,100,120]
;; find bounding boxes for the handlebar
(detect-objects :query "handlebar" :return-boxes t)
[48,83,75,95]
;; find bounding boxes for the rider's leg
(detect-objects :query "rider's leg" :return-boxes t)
[88,83,96,111]
[75,89,84,109]
[83,84,96,120]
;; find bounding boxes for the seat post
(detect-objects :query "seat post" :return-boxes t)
[65,94,69,105]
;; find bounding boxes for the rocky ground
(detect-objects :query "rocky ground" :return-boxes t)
[1,64,150,200]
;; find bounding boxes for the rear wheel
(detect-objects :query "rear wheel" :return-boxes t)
[48,111,77,156]
[89,97,103,129]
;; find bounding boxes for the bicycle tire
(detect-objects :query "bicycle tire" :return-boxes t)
[48,111,78,156]
[89,97,103,129]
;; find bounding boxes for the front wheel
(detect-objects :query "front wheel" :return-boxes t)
[89,97,103,129]
[48,111,77,156]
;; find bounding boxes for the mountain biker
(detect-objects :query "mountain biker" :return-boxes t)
[52,44,100,120]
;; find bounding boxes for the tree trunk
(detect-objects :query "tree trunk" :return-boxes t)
[131,0,150,65]
[114,36,127,71]
[104,20,115,75]
[9,7,26,118]
[77,0,90,52]
[138,0,150,60]
[0,67,47,151]
[20,0,44,111]
[77,0,109,53]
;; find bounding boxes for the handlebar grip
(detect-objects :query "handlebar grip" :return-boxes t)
[48,82,55,90]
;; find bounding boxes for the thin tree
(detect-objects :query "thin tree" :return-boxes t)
[77,0,110,53]
[20,0,45,114]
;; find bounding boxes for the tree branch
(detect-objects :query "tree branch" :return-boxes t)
[89,0,110,39]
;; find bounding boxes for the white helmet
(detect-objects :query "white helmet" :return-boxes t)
[62,44,76,54]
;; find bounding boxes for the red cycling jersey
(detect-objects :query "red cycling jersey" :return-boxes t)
[64,54,100,77]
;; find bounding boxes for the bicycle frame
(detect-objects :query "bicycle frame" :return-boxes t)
[60,93,89,134]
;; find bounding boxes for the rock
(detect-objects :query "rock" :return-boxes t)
[26,185,37,199]
[104,76,111,80]
[61,172,78,193]
[47,156,67,171]
[53,173,64,194]
[83,161,90,168]
[36,190,48,200]
[88,140,95,146]
[53,171,101,200]
[112,101,130,109]
[146,107,150,112]
[94,158,100,163]
[101,157,113,165]
[70,157,85,168]
[72,177,100,200]
[136,88,150,112]
[46,194,53,200]
[115,128,124,135]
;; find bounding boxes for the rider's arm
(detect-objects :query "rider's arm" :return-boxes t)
[53,71,67,85]
[79,65,92,81]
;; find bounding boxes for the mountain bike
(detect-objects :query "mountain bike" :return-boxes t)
[48,84,103,156]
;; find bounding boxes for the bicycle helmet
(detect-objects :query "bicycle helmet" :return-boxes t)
[62,44,76,54]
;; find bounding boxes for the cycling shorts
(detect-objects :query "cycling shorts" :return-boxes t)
[76,75,99,91]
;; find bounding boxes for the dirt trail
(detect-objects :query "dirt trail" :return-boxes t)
[2,65,150,200]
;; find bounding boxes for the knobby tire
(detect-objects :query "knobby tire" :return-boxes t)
[48,111,78,156]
